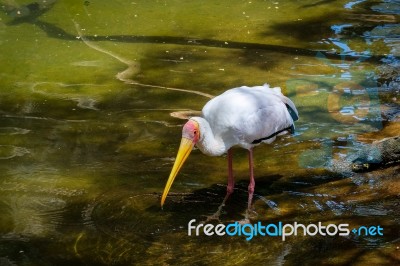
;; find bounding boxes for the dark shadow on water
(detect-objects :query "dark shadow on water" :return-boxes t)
[160,176,282,222]
[300,0,337,9]
[262,11,378,42]
[0,6,384,64]
[160,170,345,221]
[1,0,56,25]
[30,20,382,62]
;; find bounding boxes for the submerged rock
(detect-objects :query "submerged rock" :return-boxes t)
[351,136,400,172]
[330,136,400,175]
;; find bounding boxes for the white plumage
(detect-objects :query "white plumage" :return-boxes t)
[161,84,299,218]
[193,84,298,155]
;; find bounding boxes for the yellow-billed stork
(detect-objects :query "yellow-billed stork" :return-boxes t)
[161,84,299,215]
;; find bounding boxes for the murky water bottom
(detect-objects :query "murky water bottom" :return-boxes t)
[1,163,398,265]
[0,0,399,265]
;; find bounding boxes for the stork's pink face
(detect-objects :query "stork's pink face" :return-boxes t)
[161,120,200,207]
[182,119,200,143]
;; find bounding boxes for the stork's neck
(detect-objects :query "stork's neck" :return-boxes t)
[190,117,227,156]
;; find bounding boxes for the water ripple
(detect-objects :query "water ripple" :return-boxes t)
[0,145,30,160]
[352,204,389,216]
[0,127,30,135]
[325,200,348,215]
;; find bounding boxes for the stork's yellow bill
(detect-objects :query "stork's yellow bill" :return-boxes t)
[161,120,200,207]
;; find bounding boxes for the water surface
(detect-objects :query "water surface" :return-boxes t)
[0,0,399,265]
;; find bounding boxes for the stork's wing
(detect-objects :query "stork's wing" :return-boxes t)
[201,84,299,149]
[266,84,299,121]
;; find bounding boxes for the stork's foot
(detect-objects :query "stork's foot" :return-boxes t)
[200,204,225,224]
[200,186,234,224]
[238,218,251,225]
[240,206,258,224]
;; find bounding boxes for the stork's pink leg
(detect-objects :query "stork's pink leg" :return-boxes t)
[201,148,234,223]
[226,148,234,197]
[247,148,255,210]
[216,148,235,210]
[239,148,256,224]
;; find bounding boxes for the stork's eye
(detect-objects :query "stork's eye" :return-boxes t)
[193,130,199,139]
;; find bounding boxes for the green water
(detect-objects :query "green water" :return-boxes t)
[0,0,399,265]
